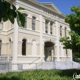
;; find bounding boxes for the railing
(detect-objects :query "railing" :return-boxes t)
[0,61,11,73]
[0,61,80,73]
[0,58,80,73]
[59,57,71,61]
[29,57,40,65]
[0,54,12,61]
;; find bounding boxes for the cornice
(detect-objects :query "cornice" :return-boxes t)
[19,28,40,37]
[12,0,65,18]
[40,2,62,14]
[29,0,64,17]
[15,1,68,26]
[9,0,68,26]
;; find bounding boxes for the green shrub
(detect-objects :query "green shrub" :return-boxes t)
[0,69,80,80]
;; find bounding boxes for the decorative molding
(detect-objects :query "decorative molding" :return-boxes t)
[15,1,68,26]
[19,28,40,36]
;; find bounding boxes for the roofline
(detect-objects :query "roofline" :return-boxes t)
[29,0,65,18]
[8,0,65,18]
[39,2,62,14]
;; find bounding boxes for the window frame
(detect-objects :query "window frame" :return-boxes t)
[22,39,27,56]
[45,20,48,33]
[32,16,36,30]
[50,22,53,34]
[60,26,62,36]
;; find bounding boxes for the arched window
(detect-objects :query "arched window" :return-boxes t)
[32,40,37,55]
[0,40,2,56]
[22,39,27,55]
[9,38,11,54]
[9,38,11,48]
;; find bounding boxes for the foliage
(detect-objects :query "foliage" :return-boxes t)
[73,52,80,63]
[0,0,25,26]
[60,37,72,49]
[1,69,80,80]
[60,6,80,55]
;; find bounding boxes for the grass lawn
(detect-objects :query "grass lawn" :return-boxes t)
[0,69,80,80]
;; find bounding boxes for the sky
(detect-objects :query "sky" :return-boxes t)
[37,0,80,14]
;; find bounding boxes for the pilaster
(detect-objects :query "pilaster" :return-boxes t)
[40,15,43,59]
[18,41,22,56]
[55,21,60,61]
[27,16,32,29]
[12,18,19,70]
[48,21,50,34]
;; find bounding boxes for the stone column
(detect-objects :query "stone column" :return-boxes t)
[42,43,45,61]
[43,19,45,33]
[40,15,43,60]
[52,23,54,35]
[1,42,7,55]
[27,15,32,29]
[12,18,18,70]
[37,43,40,55]
[55,21,60,61]
[51,49,54,61]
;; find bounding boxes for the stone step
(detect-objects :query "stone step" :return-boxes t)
[37,61,80,70]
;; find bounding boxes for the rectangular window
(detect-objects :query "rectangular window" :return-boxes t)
[45,20,48,33]
[50,22,53,34]
[65,27,67,36]
[0,21,3,30]
[60,26,62,36]
[23,14,27,28]
[32,16,36,30]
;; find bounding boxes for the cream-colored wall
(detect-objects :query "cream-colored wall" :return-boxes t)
[0,35,7,55]
[42,22,45,33]
[18,32,40,42]
[37,44,40,55]
[18,41,22,55]
[0,0,72,62]
[18,32,40,56]
[27,16,32,29]
[0,24,14,55]
[53,25,56,35]
[26,43,32,55]
[54,46,57,57]
[22,9,40,31]
[2,20,12,31]
[36,20,40,31]
[62,28,65,37]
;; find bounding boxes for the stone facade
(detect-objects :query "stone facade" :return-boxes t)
[0,0,72,70]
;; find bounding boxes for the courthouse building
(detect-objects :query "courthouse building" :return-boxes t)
[0,0,72,70]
